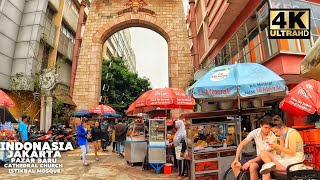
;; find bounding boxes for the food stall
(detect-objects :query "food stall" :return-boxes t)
[148,118,167,174]
[183,107,272,180]
[0,124,18,164]
[124,121,147,166]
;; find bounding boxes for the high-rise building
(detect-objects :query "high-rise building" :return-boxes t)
[187,0,320,127]
[0,0,90,129]
[103,29,137,73]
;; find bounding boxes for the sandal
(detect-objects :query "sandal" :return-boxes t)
[83,162,88,166]
[95,158,99,161]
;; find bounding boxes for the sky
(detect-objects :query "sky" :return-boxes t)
[129,28,168,89]
[128,1,189,89]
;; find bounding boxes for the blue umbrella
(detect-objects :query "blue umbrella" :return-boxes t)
[187,63,286,99]
[101,113,121,118]
[73,110,91,117]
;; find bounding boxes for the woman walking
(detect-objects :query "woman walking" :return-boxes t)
[91,121,102,161]
[77,119,89,166]
[110,124,117,153]
[172,120,188,180]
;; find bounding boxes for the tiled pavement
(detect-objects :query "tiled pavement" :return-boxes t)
[0,143,178,180]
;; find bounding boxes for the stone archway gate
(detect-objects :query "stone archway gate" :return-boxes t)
[73,0,194,110]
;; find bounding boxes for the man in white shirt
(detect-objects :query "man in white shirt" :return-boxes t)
[231,117,277,180]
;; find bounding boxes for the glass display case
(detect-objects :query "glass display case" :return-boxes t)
[187,123,238,152]
[184,114,239,180]
[125,122,147,166]
[126,123,145,141]
[149,119,166,146]
[148,119,167,170]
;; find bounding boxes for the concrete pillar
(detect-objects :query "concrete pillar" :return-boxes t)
[48,0,65,69]
[40,95,46,131]
[45,95,53,131]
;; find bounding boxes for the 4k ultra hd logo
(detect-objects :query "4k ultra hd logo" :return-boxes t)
[269,9,310,39]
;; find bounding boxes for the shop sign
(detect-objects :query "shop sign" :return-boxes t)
[257,3,269,23]
[210,68,231,82]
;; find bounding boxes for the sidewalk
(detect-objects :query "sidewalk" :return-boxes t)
[0,143,178,180]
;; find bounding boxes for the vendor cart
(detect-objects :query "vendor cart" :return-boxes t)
[0,129,18,164]
[148,119,167,174]
[183,107,272,180]
[125,122,147,166]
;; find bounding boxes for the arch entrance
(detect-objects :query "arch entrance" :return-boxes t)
[73,0,193,110]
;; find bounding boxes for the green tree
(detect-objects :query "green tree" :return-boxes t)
[101,56,151,114]
[52,99,74,125]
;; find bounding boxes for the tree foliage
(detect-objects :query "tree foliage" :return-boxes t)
[101,56,151,114]
[52,99,74,125]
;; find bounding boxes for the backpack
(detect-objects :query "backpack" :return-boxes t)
[236,170,250,180]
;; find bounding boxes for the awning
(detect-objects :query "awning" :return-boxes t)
[301,38,320,81]
[0,107,18,123]
[54,95,77,106]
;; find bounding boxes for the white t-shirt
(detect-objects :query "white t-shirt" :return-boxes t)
[245,128,277,156]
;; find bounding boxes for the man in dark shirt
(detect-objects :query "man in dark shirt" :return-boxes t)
[100,119,110,151]
[114,119,126,157]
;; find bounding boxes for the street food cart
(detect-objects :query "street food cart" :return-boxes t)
[125,122,147,166]
[183,107,272,180]
[148,119,167,174]
[0,129,18,164]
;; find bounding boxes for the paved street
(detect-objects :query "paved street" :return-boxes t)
[0,143,177,180]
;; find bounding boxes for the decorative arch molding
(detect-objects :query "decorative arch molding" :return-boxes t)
[73,0,193,110]
[93,14,174,43]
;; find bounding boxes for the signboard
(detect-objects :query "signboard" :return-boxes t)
[257,3,269,23]
[269,9,310,39]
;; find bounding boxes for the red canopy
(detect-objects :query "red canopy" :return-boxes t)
[89,104,116,114]
[135,88,195,109]
[0,90,15,107]
[127,88,195,114]
[280,79,320,117]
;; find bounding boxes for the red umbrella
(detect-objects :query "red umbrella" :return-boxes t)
[280,79,320,117]
[89,104,116,114]
[126,100,157,115]
[135,88,195,110]
[0,90,15,107]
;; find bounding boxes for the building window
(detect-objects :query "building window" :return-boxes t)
[46,6,55,21]
[61,23,75,43]
[214,0,320,66]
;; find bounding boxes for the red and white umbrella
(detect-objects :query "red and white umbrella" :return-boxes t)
[0,90,15,107]
[280,79,320,117]
[135,88,195,110]
[89,104,116,114]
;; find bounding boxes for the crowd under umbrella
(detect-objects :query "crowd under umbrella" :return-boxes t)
[187,63,287,141]
[89,104,116,114]
[280,79,320,117]
[73,110,91,118]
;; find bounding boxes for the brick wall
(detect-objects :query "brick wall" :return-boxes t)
[73,0,193,110]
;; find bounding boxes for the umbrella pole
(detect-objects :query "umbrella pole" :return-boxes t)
[237,86,242,143]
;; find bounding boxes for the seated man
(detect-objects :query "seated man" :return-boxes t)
[231,117,277,180]
[259,116,304,180]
